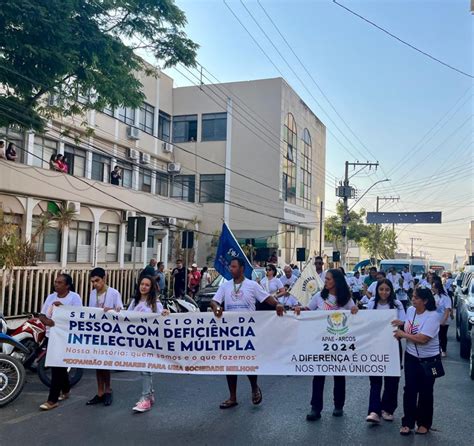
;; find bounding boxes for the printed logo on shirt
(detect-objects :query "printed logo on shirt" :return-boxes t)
[327,312,349,335]
[407,319,420,335]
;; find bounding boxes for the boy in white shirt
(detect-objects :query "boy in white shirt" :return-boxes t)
[87,267,123,407]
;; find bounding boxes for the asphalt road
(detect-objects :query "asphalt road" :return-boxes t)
[0,331,472,446]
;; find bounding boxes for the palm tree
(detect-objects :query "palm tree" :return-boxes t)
[54,202,77,231]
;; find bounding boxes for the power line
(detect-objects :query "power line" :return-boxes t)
[332,0,473,79]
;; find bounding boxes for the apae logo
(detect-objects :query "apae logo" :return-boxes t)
[326,312,349,336]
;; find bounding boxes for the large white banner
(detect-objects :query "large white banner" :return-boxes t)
[46,306,401,376]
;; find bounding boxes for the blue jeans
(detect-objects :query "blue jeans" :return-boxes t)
[141,372,154,398]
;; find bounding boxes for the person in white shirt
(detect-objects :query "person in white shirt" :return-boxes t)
[432,278,452,357]
[393,287,440,436]
[296,269,357,421]
[211,257,284,410]
[387,267,402,292]
[128,276,169,413]
[87,267,123,407]
[314,255,326,282]
[279,265,300,308]
[38,274,82,411]
[402,266,414,291]
[365,279,406,424]
[367,272,386,298]
[348,271,363,303]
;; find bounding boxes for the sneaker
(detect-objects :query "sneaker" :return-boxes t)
[86,395,104,406]
[306,408,321,422]
[381,411,394,421]
[133,398,152,413]
[366,412,381,423]
[39,401,59,411]
[332,408,344,417]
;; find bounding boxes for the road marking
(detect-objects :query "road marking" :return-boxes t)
[4,396,88,425]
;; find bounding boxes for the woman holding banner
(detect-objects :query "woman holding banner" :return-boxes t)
[366,279,406,424]
[128,276,170,413]
[296,269,357,421]
[393,287,441,436]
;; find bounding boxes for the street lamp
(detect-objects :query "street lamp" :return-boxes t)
[348,179,390,212]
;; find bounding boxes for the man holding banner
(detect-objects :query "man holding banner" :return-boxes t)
[211,257,284,409]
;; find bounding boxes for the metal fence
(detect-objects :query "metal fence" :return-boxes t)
[0,266,217,318]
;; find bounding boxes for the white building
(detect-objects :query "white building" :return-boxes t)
[0,70,326,269]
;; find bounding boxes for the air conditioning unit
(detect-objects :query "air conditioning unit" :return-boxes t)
[127,126,140,140]
[66,201,81,215]
[162,142,173,153]
[141,153,151,164]
[168,217,177,226]
[167,162,181,174]
[121,210,133,222]
[128,148,139,160]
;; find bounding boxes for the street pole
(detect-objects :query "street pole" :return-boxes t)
[341,162,349,269]
[410,237,421,258]
[319,201,323,256]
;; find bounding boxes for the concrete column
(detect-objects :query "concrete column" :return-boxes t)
[26,131,35,166]
[23,197,39,242]
[58,140,65,156]
[60,225,69,267]
[142,216,153,266]
[132,165,139,190]
[89,207,105,267]
[150,171,157,195]
[153,75,160,138]
[118,223,126,268]
[85,151,93,179]
[161,229,169,269]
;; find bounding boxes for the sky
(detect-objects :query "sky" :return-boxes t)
[164,0,473,263]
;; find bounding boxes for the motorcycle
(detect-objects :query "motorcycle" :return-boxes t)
[0,332,28,407]
[162,295,199,313]
[0,314,83,388]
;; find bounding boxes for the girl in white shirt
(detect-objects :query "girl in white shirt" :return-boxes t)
[432,278,452,357]
[296,269,357,421]
[128,276,169,413]
[366,279,405,424]
[258,264,286,310]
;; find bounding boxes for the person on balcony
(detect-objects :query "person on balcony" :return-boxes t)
[110,165,122,185]
[5,142,18,162]
[56,154,68,173]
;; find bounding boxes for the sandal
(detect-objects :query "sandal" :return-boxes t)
[219,399,238,409]
[399,426,413,436]
[252,387,263,405]
[415,427,429,435]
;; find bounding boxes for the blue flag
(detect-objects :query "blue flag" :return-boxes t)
[214,223,254,280]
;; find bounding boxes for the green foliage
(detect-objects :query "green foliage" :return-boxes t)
[360,226,398,260]
[0,0,198,131]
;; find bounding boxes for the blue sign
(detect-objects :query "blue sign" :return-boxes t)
[214,223,254,280]
[366,212,442,224]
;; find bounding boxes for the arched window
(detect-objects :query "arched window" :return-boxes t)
[283,113,297,204]
[301,128,312,209]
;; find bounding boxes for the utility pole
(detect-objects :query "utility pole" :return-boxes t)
[376,196,400,234]
[410,237,421,258]
[337,161,379,269]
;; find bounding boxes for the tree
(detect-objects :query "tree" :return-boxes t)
[0,0,198,131]
[360,226,398,261]
[325,201,370,251]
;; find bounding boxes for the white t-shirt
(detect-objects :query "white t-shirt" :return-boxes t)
[367,297,406,321]
[260,277,284,295]
[213,278,269,312]
[359,295,370,306]
[318,271,326,282]
[200,272,211,289]
[280,274,297,288]
[387,273,402,291]
[434,293,452,325]
[402,272,414,290]
[277,295,300,307]
[404,306,440,358]
[307,292,355,311]
[41,291,82,336]
[89,287,123,310]
[128,298,164,314]
[348,276,363,293]
[367,281,378,296]
[396,290,409,301]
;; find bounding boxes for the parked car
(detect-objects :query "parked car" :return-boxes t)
[194,267,284,312]
[456,276,474,377]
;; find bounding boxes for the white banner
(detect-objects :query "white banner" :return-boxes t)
[46,306,400,376]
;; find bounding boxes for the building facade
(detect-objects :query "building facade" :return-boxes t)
[0,71,326,269]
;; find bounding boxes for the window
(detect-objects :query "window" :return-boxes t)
[299,227,310,249]
[68,221,92,262]
[173,115,197,143]
[97,223,119,262]
[0,127,25,163]
[200,174,225,203]
[139,103,154,134]
[156,171,169,197]
[103,106,114,117]
[139,169,152,193]
[33,136,57,169]
[300,128,312,210]
[91,153,111,182]
[118,107,135,126]
[158,110,171,142]
[171,175,195,202]
[32,217,60,262]
[64,145,86,177]
[283,113,297,204]
[201,113,227,141]
[113,161,133,188]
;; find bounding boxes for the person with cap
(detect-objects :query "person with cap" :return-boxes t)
[188,263,201,298]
